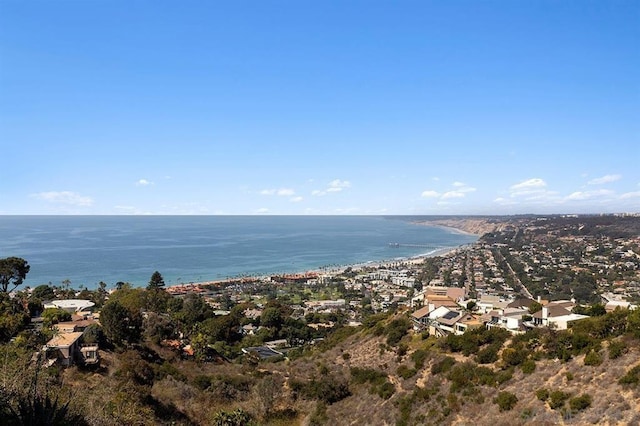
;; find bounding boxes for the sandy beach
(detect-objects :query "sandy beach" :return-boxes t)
[411,218,497,237]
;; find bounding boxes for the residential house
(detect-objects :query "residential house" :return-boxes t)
[44,331,99,367]
[531,300,588,330]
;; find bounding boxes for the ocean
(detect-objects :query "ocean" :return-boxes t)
[0,216,477,289]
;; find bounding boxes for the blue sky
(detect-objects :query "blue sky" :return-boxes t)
[1,1,638,215]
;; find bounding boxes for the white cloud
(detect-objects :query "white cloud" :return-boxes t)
[620,191,640,199]
[588,174,621,185]
[327,179,351,192]
[441,191,465,199]
[312,179,351,196]
[509,178,549,198]
[277,188,295,196]
[421,181,476,202]
[260,188,296,196]
[566,189,614,201]
[494,197,518,206]
[136,179,153,186]
[510,178,546,191]
[432,177,440,181]
[290,196,304,203]
[421,190,440,198]
[256,208,270,214]
[504,178,565,205]
[457,185,476,193]
[32,191,94,207]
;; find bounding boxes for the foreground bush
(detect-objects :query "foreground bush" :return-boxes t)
[212,408,256,426]
[618,364,640,386]
[548,390,570,410]
[493,391,518,411]
[583,350,603,366]
[291,376,351,404]
[569,394,592,412]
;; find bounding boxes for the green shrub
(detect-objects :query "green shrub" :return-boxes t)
[431,356,455,375]
[350,367,387,386]
[447,362,499,393]
[476,343,500,364]
[411,349,428,369]
[520,359,536,374]
[548,390,570,410]
[212,408,255,426]
[397,343,408,357]
[618,364,640,386]
[440,327,509,356]
[569,394,592,412]
[397,364,417,380]
[290,376,351,404]
[385,317,411,346]
[362,312,389,329]
[501,346,528,366]
[377,381,395,399]
[193,374,212,391]
[584,350,602,366]
[494,391,518,411]
[495,367,514,385]
[535,388,549,401]
[608,340,627,359]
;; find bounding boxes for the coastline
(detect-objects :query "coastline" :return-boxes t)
[410,218,496,237]
[164,244,469,293]
[165,220,479,292]
[7,215,479,291]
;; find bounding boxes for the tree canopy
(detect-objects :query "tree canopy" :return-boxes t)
[100,300,142,346]
[0,257,30,293]
[147,271,165,290]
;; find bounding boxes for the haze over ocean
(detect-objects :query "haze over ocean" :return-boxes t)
[0,216,476,289]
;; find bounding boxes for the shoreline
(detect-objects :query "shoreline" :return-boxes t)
[161,221,480,293]
[410,218,496,237]
[164,243,470,293]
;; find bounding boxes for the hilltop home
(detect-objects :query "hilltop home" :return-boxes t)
[43,314,99,367]
[44,331,99,367]
[531,300,589,330]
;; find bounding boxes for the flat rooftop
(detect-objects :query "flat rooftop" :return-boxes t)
[46,332,83,348]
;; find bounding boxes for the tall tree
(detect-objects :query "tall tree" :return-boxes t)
[100,300,142,346]
[147,271,165,290]
[0,257,30,293]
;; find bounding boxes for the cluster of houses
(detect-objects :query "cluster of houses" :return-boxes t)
[408,285,639,337]
[39,299,100,367]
